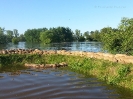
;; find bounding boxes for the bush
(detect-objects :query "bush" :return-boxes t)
[12,37,19,44]
[100,17,133,55]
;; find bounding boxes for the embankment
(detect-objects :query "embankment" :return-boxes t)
[0,49,133,64]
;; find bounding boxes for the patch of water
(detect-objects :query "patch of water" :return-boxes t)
[0,68,125,99]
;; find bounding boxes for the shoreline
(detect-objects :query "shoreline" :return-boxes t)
[0,49,133,64]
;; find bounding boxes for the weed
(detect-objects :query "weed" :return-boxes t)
[118,66,131,78]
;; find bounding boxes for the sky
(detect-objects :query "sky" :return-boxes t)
[0,0,133,34]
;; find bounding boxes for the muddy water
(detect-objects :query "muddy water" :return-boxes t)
[0,68,126,99]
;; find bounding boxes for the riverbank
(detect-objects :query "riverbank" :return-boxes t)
[0,49,133,64]
[0,49,133,93]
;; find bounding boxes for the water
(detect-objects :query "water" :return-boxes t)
[0,68,122,99]
[0,42,103,52]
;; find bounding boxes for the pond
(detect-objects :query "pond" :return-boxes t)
[0,68,126,99]
[0,42,104,52]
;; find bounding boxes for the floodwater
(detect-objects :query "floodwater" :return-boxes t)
[0,68,126,99]
[0,42,103,52]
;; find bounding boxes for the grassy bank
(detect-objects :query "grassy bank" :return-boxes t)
[0,54,133,93]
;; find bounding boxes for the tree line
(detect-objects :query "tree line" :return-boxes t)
[0,17,133,55]
[23,26,101,43]
[24,27,74,43]
[0,26,106,44]
[0,28,25,44]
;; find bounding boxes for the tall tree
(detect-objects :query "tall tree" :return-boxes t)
[0,27,5,35]
[6,30,13,42]
[0,27,7,44]
[13,29,19,37]
[75,29,81,41]
[19,34,25,41]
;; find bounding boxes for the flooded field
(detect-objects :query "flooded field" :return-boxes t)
[0,68,124,99]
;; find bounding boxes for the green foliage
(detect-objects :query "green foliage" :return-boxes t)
[83,31,89,39]
[39,27,73,43]
[12,37,19,44]
[74,29,81,41]
[90,30,100,41]
[24,28,47,42]
[118,66,130,78]
[13,29,19,37]
[0,34,7,44]
[18,34,25,41]
[24,27,73,43]
[108,65,131,85]
[6,30,13,42]
[0,54,45,71]
[0,54,24,65]
[0,27,8,44]
[107,76,120,85]
[78,35,85,42]
[100,17,133,55]
[0,27,21,44]
[40,31,53,44]
[83,31,93,41]
[24,54,45,64]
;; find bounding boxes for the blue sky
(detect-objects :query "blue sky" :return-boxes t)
[0,0,133,34]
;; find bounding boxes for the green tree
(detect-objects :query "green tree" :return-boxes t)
[55,27,73,42]
[100,27,118,53]
[79,35,85,42]
[90,30,100,41]
[65,27,74,42]
[13,29,19,37]
[0,27,7,44]
[75,29,81,41]
[19,34,25,41]
[12,37,19,44]
[118,17,133,54]
[0,27,4,35]
[83,31,89,39]
[6,30,13,42]
[40,30,53,44]
[100,17,133,55]
[39,27,73,43]
[24,28,48,42]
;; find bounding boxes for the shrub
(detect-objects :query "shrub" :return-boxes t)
[12,37,19,44]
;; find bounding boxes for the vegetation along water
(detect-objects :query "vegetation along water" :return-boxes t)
[0,50,133,97]
[1,17,133,55]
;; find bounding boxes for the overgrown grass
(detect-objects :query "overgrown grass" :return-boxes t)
[0,54,133,93]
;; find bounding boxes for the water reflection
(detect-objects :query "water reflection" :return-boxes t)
[0,42,104,52]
